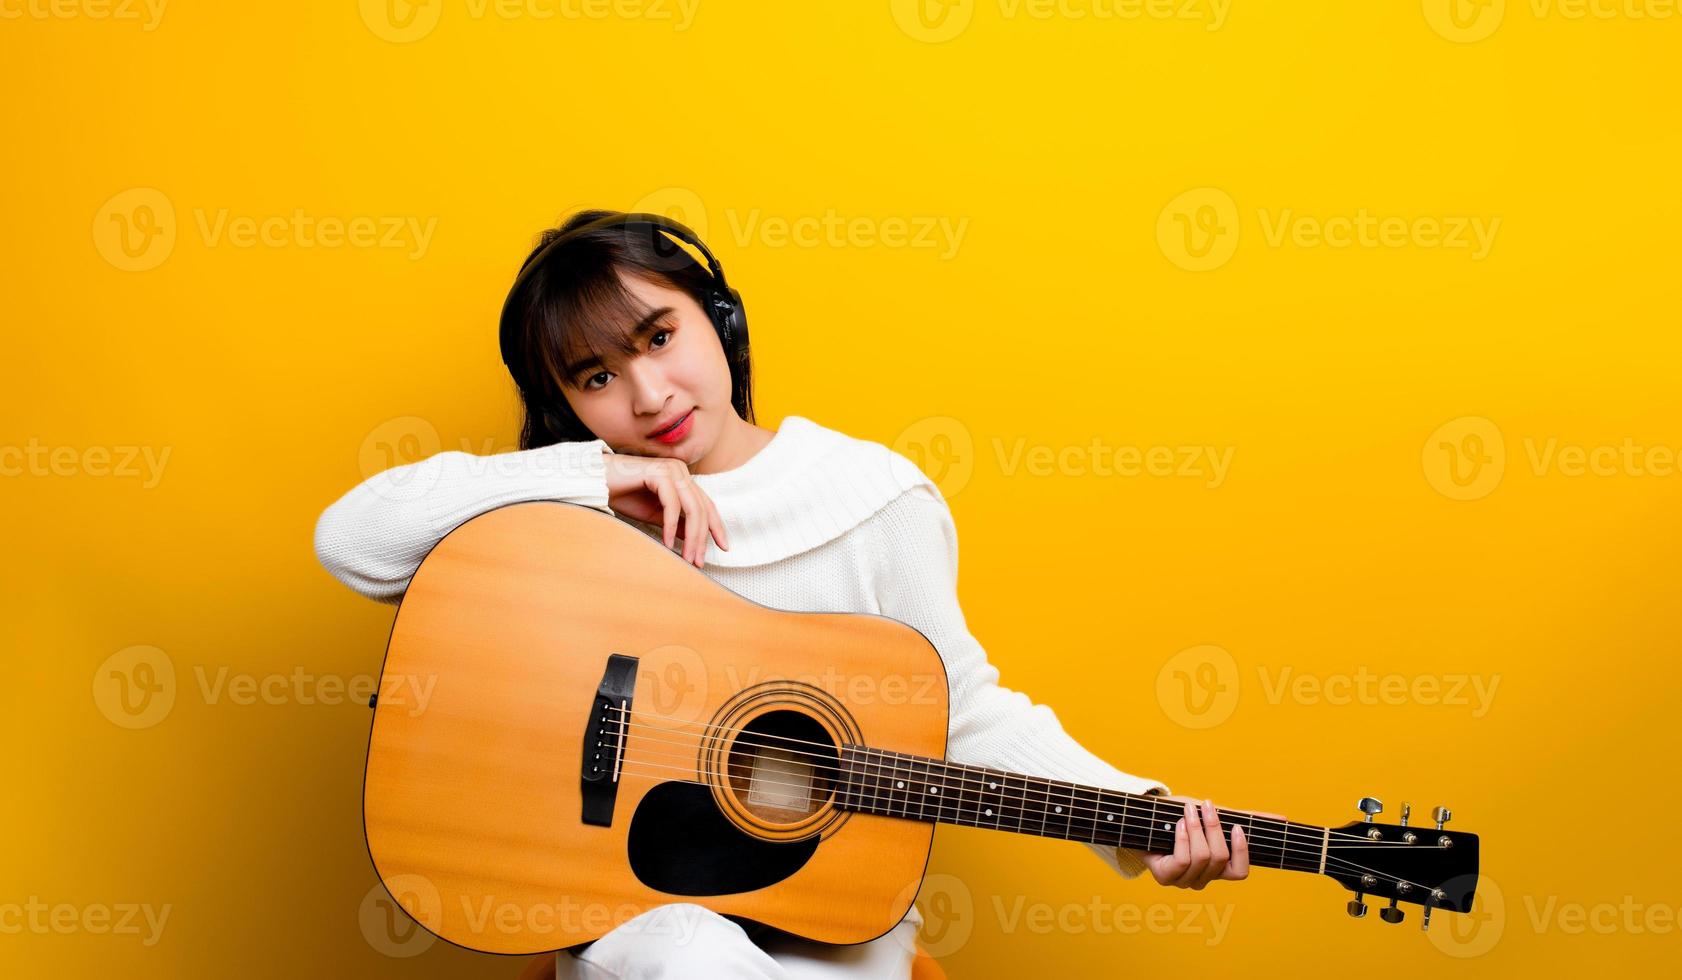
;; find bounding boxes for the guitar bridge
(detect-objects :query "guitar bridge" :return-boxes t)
[580,653,638,827]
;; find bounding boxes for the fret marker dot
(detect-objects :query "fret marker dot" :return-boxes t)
[1106,814,1113,821]
[1054,805,1063,813]
[929,787,939,794]
[896,781,904,789]
[985,808,993,816]
[989,782,998,789]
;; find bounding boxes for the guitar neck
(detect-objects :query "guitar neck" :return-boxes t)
[835,745,1331,876]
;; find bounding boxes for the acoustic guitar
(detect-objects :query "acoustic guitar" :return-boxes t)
[361,501,1480,953]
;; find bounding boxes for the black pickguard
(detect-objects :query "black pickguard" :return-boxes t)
[627,781,818,895]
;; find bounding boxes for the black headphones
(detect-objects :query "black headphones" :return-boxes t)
[498,211,750,435]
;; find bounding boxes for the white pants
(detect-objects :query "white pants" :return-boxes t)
[555,902,924,979]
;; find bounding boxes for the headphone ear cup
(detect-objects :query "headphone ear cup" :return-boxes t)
[712,287,749,367]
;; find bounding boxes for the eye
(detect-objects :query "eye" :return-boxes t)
[650,327,672,349]
[583,371,612,391]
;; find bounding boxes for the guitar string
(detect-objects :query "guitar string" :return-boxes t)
[612,746,1439,887]
[600,711,1448,887]
[609,749,1425,889]
[613,720,1441,854]
[612,743,1423,859]
[602,758,1419,885]
[613,729,1426,852]
[604,705,1330,833]
[604,708,1440,847]
[606,757,1340,873]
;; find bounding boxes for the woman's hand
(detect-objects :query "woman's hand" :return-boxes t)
[1142,796,1283,890]
[603,453,730,568]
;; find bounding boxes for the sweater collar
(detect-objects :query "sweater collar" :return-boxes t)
[683,415,937,567]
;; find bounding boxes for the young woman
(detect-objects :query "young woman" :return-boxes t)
[314,210,1257,978]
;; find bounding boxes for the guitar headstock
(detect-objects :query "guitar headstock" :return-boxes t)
[1323,799,1480,930]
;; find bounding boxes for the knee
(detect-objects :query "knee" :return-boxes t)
[616,902,742,948]
[577,902,780,975]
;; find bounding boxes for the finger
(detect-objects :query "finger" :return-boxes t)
[1202,798,1229,884]
[666,480,692,564]
[702,489,729,551]
[653,477,680,551]
[673,478,703,565]
[1183,802,1210,879]
[1224,823,1250,880]
[1150,827,1189,885]
[692,486,721,564]
[1164,817,1194,886]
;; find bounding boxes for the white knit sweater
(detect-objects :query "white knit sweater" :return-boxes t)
[313,414,1170,877]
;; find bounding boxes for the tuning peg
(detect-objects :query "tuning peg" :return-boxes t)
[1380,897,1405,924]
[1358,797,1383,822]
[1422,905,1433,931]
[1346,897,1368,918]
[1433,806,1452,830]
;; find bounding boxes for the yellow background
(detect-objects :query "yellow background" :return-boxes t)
[4,1,1679,976]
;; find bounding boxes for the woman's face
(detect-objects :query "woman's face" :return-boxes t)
[558,270,734,465]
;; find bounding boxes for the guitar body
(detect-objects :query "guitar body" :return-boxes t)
[363,501,949,954]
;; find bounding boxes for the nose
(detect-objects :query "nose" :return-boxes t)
[625,359,672,418]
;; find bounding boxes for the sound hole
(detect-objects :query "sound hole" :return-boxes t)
[726,710,837,824]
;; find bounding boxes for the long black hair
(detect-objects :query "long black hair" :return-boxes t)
[500,209,755,451]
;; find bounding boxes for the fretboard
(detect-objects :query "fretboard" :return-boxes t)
[836,745,1327,874]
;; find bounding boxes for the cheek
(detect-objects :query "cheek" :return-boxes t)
[678,333,733,401]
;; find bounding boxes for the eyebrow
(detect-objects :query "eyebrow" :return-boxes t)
[562,307,674,382]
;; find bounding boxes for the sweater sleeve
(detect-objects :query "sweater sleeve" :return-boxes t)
[864,486,1171,879]
[313,439,613,604]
